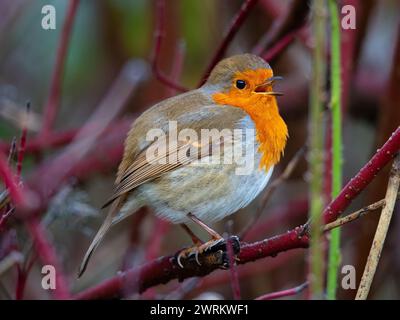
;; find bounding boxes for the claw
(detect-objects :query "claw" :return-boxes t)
[174,236,241,268]
[177,252,184,268]
[195,250,201,266]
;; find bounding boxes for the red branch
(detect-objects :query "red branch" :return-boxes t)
[151,0,188,92]
[227,236,241,300]
[74,227,309,299]
[24,120,131,215]
[41,0,79,134]
[253,0,309,56]
[262,29,299,63]
[16,102,29,180]
[0,119,134,155]
[323,127,400,223]
[166,40,186,97]
[19,58,146,219]
[25,217,70,299]
[74,126,400,299]
[198,0,260,86]
[145,218,170,262]
[255,281,308,300]
[0,152,27,208]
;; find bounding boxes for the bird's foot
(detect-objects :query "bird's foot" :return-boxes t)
[175,235,240,269]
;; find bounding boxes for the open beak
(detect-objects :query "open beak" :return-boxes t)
[254,76,284,96]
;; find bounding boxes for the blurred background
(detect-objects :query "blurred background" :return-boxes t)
[0,0,399,299]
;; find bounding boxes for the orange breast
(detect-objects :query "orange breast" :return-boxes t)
[212,70,288,171]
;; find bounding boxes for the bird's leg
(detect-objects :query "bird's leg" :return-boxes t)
[175,213,240,268]
[187,212,223,240]
[180,223,203,246]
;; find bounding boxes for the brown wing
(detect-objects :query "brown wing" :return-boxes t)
[101,138,218,209]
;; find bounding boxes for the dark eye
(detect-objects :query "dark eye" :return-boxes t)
[235,80,246,89]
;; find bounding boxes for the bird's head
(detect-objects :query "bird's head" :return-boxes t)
[204,54,288,170]
[203,54,283,114]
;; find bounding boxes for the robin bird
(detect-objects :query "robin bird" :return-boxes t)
[78,53,288,276]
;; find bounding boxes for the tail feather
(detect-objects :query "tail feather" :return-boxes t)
[78,200,120,278]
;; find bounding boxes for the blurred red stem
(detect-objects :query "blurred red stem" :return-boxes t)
[152,0,188,92]
[255,281,308,300]
[253,0,309,56]
[16,102,30,180]
[261,29,299,63]
[0,152,27,208]
[25,217,70,299]
[0,119,134,155]
[15,265,27,300]
[145,218,170,262]
[41,0,79,134]
[166,41,186,97]
[198,0,259,86]
[227,236,241,300]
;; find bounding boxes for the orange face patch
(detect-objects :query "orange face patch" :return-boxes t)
[212,68,288,171]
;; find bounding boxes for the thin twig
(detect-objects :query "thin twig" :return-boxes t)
[252,0,309,56]
[7,137,17,165]
[323,199,387,232]
[262,29,300,62]
[16,102,30,180]
[166,40,186,97]
[23,61,146,217]
[0,152,27,208]
[41,0,79,134]
[198,0,259,86]
[255,281,308,300]
[355,155,400,300]
[151,0,188,92]
[0,118,135,155]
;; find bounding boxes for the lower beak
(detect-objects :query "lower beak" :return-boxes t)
[254,76,284,96]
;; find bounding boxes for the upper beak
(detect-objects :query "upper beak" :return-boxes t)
[254,76,284,96]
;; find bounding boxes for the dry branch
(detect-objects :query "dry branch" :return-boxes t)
[355,155,400,300]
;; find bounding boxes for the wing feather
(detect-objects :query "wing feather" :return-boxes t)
[101,139,213,208]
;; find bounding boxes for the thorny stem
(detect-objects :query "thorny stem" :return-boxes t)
[327,0,343,300]
[308,0,327,299]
